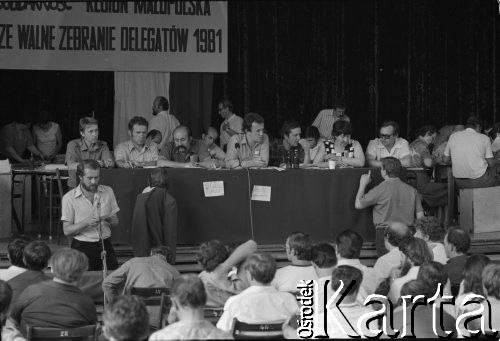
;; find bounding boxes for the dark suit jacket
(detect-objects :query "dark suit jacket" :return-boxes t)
[7,269,50,304]
[131,187,178,263]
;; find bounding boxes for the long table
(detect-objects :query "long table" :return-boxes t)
[100,168,383,245]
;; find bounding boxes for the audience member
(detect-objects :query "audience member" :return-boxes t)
[149,96,180,150]
[335,230,377,301]
[10,248,96,333]
[115,116,159,168]
[197,239,257,307]
[432,124,464,165]
[491,122,500,155]
[131,168,178,260]
[103,295,149,341]
[387,237,432,303]
[416,261,452,296]
[444,116,497,189]
[102,246,180,303]
[310,243,337,313]
[312,98,350,140]
[304,126,325,164]
[197,127,226,168]
[8,241,51,303]
[65,117,114,168]
[146,129,162,146]
[269,121,310,167]
[32,110,62,162]
[372,222,411,288]
[443,227,470,296]
[0,239,28,282]
[0,281,24,341]
[355,157,423,256]
[150,274,232,340]
[414,216,447,264]
[482,263,500,332]
[158,126,202,168]
[366,121,411,168]
[225,112,269,168]
[217,253,299,332]
[0,120,44,164]
[318,121,365,167]
[61,159,119,271]
[272,232,317,292]
[218,99,243,151]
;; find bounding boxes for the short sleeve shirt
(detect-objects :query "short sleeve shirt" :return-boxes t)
[61,184,120,242]
[160,139,201,163]
[225,133,270,168]
[312,109,351,139]
[409,139,431,168]
[365,137,410,162]
[220,114,243,148]
[114,140,159,164]
[65,138,114,165]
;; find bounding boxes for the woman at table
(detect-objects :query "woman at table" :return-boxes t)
[32,110,62,162]
[315,121,365,167]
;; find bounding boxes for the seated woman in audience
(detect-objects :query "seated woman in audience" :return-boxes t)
[303,126,325,165]
[315,121,365,168]
[32,110,62,162]
[197,239,257,307]
[414,217,447,264]
[387,237,432,304]
[481,263,500,332]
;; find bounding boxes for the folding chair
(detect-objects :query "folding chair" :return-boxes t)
[25,324,99,340]
[232,318,285,339]
[203,306,224,325]
[130,287,171,330]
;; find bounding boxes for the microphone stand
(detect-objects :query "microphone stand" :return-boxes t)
[235,143,242,168]
[95,201,108,283]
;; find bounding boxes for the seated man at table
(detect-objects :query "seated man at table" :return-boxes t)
[9,248,97,332]
[225,112,269,168]
[197,127,226,168]
[0,120,45,164]
[355,157,424,256]
[269,120,310,167]
[65,117,114,168]
[114,116,159,168]
[158,126,202,168]
[444,116,497,189]
[312,98,350,140]
[366,121,411,168]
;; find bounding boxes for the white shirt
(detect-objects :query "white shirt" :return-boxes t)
[316,302,374,338]
[491,136,500,153]
[272,265,317,292]
[149,110,180,150]
[387,266,420,304]
[220,114,243,149]
[336,259,377,300]
[373,248,404,288]
[312,109,351,140]
[365,137,410,162]
[444,128,493,179]
[429,242,448,265]
[216,285,299,332]
[0,265,26,282]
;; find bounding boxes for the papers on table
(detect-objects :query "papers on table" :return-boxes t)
[251,185,271,202]
[43,164,68,171]
[203,181,224,197]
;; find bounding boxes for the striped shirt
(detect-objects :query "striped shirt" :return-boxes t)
[312,109,351,140]
[114,140,159,165]
[149,111,180,150]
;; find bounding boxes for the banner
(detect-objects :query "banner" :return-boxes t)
[0,1,227,72]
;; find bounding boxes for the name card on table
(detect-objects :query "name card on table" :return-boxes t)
[251,185,271,202]
[203,181,224,197]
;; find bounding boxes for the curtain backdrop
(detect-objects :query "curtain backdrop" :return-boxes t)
[113,72,170,147]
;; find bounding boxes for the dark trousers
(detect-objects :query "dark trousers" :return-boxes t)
[71,238,118,271]
[376,224,389,257]
[455,168,497,189]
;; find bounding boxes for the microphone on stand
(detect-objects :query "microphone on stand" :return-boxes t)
[94,194,108,281]
[235,143,242,167]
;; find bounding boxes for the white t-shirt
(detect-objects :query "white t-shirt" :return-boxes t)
[271,264,318,292]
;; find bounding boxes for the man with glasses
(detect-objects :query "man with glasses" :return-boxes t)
[366,121,411,168]
[158,125,202,168]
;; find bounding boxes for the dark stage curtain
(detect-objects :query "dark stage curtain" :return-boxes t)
[212,0,500,146]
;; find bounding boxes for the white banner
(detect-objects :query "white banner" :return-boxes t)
[0,1,227,72]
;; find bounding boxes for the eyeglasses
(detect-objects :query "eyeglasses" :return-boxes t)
[379,134,394,140]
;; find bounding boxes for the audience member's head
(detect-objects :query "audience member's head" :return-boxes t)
[417,261,448,296]
[305,126,320,149]
[414,217,446,243]
[243,253,277,285]
[79,117,99,144]
[335,230,363,259]
[415,125,437,145]
[150,246,173,264]
[218,99,234,119]
[242,112,265,144]
[201,127,219,148]
[280,120,301,147]
[103,295,149,341]
[311,243,337,269]
[50,248,88,284]
[330,265,363,298]
[148,167,168,189]
[444,227,471,258]
[399,279,428,302]
[152,96,169,115]
[23,240,51,271]
[400,237,432,268]
[381,157,402,178]
[7,238,29,267]
[385,222,412,250]
[482,263,500,300]
[197,240,229,272]
[171,274,207,310]
[462,254,491,296]
[0,281,12,320]
[465,116,482,132]
[127,116,148,146]
[285,232,312,262]
[146,129,162,145]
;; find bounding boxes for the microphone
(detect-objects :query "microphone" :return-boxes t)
[235,143,242,167]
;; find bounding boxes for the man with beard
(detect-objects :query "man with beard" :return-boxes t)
[365,120,411,168]
[158,125,203,168]
[61,159,120,271]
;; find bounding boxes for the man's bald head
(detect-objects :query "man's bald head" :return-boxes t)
[385,222,412,248]
[173,125,192,149]
[202,127,218,148]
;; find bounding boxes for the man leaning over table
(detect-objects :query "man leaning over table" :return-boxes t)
[224,112,269,169]
[158,125,204,168]
[114,116,159,168]
[366,120,411,168]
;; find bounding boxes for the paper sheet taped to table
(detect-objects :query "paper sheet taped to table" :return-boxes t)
[203,181,224,197]
[251,185,271,201]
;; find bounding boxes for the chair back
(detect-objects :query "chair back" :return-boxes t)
[130,287,171,330]
[203,306,224,325]
[232,318,285,339]
[26,324,99,340]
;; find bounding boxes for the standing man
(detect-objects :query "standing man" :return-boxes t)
[269,120,311,167]
[114,116,159,168]
[444,116,497,189]
[218,99,243,151]
[365,121,411,168]
[61,159,119,271]
[225,112,269,169]
[149,96,180,151]
[312,98,350,140]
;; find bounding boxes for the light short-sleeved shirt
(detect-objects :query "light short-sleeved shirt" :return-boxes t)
[216,285,299,332]
[225,133,270,169]
[444,128,493,179]
[65,138,114,166]
[271,265,317,292]
[149,111,180,150]
[373,247,404,287]
[316,303,375,338]
[312,110,351,140]
[365,137,410,163]
[61,184,120,242]
[220,114,243,149]
[358,177,423,226]
[149,319,233,340]
[114,140,159,165]
[387,266,420,304]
